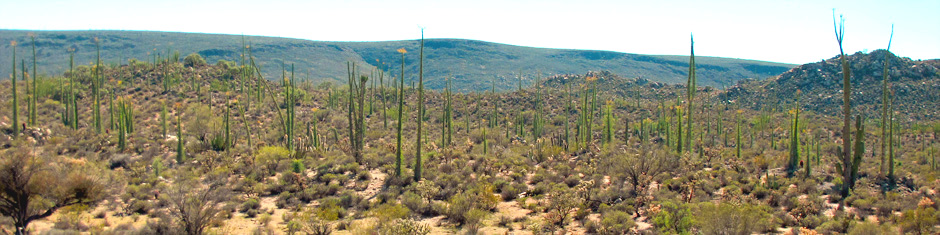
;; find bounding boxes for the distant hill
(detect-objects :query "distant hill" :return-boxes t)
[0,30,794,92]
[719,50,940,121]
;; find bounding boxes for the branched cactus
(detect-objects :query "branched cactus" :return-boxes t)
[788,97,801,177]
[834,13,858,197]
[881,25,894,176]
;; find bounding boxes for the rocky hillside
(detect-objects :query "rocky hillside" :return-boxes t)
[0,30,794,92]
[719,50,940,121]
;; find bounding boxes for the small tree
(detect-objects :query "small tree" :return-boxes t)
[0,148,107,235]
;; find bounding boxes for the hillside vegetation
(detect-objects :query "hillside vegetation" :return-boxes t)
[1,30,939,235]
[0,30,794,92]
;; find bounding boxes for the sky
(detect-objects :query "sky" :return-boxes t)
[1,0,937,65]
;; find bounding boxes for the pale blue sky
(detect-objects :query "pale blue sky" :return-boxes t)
[1,0,936,64]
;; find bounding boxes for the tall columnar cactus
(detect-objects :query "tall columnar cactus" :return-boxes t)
[482,119,488,155]
[395,48,406,177]
[346,62,367,162]
[176,103,185,163]
[29,35,38,127]
[677,104,683,153]
[117,99,126,151]
[10,41,18,135]
[735,109,742,159]
[888,96,896,184]
[686,35,696,153]
[881,25,894,176]
[444,76,454,146]
[415,30,425,182]
[381,67,388,129]
[834,13,857,197]
[285,65,296,151]
[603,100,613,145]
[850,115,865,189]
[224,96,231,150]
[68,49,78,130]
[237,101,252,150]
[161,100,168,138]
[564,82,572,151]
[309,108,320,149]
[94,38,102,133]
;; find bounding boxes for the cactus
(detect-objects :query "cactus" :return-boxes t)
[604,100,613,145]
[788,100,801,177]
[685,35,696,153]
[677,104,683,153]
[888,96,896,184]
[381,66,388,129]
[161,100,168,138]
[152,157,164,177]
[176,103,185,163]
[10,41,18,135]
[564,83,571,151]
[68,49,78,130]
[482,119,488,155]
[224,97,231,150]
[237,101,253,150]
[735,109,742,159]
[834,13,857,197]
[117,98,128,151]
[415,30,425,182]
[94,38,102,133]
[396,47,406,177]
[881,25,894,176]
[346,62,367,162]
[28,35,38,127]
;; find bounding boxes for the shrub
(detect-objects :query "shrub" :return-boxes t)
[183,53,207,67]
[376,219,430,235]
[241,198,261,213]
[598,210,635,234]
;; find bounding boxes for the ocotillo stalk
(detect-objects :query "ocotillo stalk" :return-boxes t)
[415,30,425,182]
[10,41,18,135]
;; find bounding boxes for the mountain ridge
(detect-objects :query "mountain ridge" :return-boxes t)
[0,29,795,92]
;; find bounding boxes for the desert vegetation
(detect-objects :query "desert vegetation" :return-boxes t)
[1,15,939,235]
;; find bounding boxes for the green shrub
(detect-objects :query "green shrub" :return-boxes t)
[183,53,207,67]
[376,219,430,235]
[598,210,635,234]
